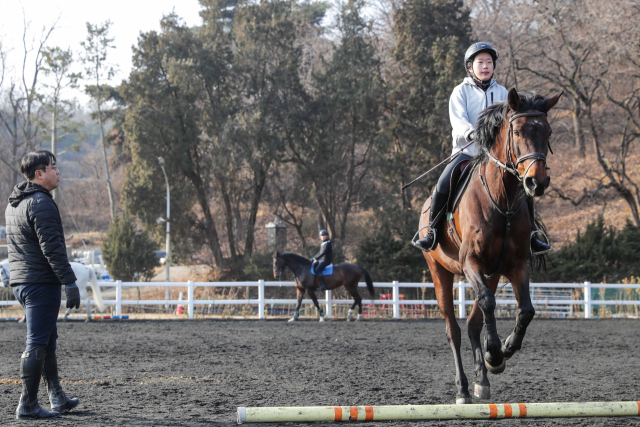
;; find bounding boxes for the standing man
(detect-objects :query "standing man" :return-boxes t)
[5,150,81,419]
[310,230,333,291]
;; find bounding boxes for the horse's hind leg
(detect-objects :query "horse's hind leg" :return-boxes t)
[468,300,490,399]
[346,283,363,321]
[502,267,535,360]
[429,259,471,404]
[463,254,505,375]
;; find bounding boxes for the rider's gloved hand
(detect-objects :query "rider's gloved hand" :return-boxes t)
[310,258,315,263]
[468,131,476,141]
[65,283,81,309]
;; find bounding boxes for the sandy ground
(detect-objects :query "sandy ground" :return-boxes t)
[0,318,639,426]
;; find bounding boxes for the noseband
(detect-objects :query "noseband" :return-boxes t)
[487,111,550,182]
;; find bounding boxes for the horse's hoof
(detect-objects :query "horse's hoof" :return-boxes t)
[473,383,491,400]
[287,317,296,323]
[319,317,325,322]
[356,315,363,321]
[456,396,473,405]
[485,359,506,375]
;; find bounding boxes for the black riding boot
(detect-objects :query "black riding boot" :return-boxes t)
[42,354,80,414]
[318,275,327,291]
[414,189,449,252]
[527,196,551,255]
[531,232,551,255]
[16,346,60,420]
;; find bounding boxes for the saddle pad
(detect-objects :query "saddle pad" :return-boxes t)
[311,264,334,276]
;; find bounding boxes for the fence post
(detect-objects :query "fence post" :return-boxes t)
[458,281,466,319]
[258,280,265,319]
[392,281,400,319]
[584,281,591,319]
[325,290,332,319]
[115,280,122,317]
[188,280,194,320]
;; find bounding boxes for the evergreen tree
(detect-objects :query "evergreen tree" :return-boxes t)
[384,0,472,210]
[102,213,159,282]
[534,216,640,283]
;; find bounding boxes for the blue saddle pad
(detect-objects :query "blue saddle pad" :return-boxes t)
[311,264,334,276]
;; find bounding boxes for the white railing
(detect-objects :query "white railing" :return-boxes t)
[2,281,639,319]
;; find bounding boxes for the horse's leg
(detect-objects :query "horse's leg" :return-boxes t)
[288,288,305,323]
[466,273,498,399]
[308,290,325,322]
[502,267,535,360]
[463,254,505,374]
[348,297,357,321]
[85,298,91,323]
[354,290,363,321]
[430,259,471,404]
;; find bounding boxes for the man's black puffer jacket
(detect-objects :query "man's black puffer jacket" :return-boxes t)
[5,181,76,286]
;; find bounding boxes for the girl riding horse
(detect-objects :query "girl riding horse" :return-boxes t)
[414,42,550,255]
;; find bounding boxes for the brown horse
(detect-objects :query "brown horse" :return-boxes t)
[273,252,374,322]
[419,89,562,404]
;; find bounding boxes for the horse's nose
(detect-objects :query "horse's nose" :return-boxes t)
[525,177,546,196]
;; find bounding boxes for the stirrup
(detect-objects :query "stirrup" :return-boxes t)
[411,225,437,252]
[530,229,551,256]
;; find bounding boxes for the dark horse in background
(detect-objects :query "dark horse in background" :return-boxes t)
[419,89,562,404]
[273,252,374,322]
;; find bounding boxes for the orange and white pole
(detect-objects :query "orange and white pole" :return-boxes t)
[237,401,640,424]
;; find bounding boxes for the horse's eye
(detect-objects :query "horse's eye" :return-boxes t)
[514,130,521,137]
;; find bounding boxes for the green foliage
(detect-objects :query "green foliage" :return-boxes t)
[102,213,159,282]
[243,252,276,281]
[384,0,472,204]
[534,216,640,283]
[355,208,430,282]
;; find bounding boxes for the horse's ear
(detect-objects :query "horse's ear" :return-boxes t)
[542,91,564,113]
[508,88,521,111]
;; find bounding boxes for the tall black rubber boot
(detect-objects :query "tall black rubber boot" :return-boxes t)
[16,346,60,420]
[317,275,327,291]
[413,189,449,252]
[42,354,80,414]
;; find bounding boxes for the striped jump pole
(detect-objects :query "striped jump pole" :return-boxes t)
[237,401,640,424]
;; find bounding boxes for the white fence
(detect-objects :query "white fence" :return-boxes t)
[4,280,638,319]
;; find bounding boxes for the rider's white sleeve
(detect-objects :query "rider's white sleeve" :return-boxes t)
[449,85,474,151]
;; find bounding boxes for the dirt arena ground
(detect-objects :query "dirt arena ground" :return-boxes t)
[1,318,639,426]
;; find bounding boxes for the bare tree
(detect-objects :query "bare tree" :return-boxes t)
[81,21,117,221]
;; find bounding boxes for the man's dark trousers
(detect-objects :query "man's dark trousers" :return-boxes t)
[13,284,61,354]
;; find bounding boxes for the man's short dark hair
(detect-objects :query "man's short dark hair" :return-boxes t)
[20,150,56,181]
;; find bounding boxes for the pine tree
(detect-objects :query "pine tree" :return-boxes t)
[102,213,159,282]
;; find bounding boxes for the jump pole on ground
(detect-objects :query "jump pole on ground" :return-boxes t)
[237,401,640,423]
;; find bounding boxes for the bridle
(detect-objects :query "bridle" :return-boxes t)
[486,110,551,183]
[477,110,551,279]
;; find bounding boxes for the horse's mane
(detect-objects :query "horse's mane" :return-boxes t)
[278,252,312,265]
[473,90,547,165]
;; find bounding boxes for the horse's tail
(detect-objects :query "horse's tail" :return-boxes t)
[359,266,375,298]
[88,266,106,312]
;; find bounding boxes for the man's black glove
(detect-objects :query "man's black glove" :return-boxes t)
[65,283,81,309]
